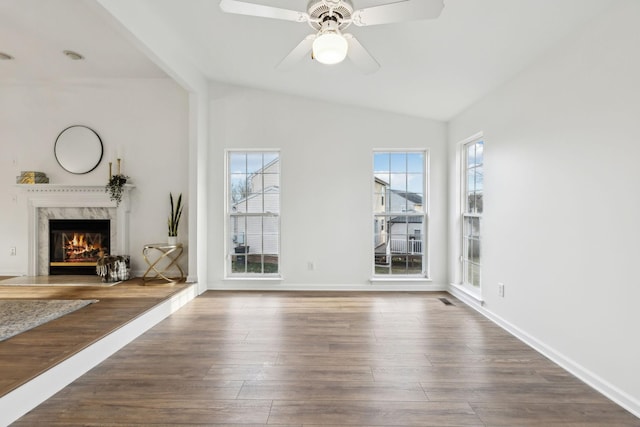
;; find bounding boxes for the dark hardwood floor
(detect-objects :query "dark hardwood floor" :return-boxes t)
[0,276,191,398]
[10,291,639,426]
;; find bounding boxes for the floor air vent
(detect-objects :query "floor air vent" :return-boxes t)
[439,297,454,306]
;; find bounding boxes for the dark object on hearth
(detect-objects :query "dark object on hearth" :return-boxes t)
[96,255,130,282]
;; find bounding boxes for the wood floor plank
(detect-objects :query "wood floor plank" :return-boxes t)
[238,380,429,402]
[21,399,273,425]
[275,352,433,368]
[470,401,640,426]
[372,366,550,384]
[52,378,244,401]
[426,353,549,367]
[424,382,610,404]
[0,278,191,397]
[10,291,639,426]
[267,400,483,426]
[205,364,375,382]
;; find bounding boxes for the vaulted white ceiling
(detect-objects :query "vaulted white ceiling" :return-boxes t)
[1,0,620,120]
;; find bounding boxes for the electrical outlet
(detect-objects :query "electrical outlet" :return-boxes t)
[498,282,505,297]
[307,261,315,271]
[10,247,16,256]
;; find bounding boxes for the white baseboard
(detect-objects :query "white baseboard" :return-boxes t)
[448,283,484,307]
[0,284,198,426]
[448,285,640,419]
[210,282,449,292]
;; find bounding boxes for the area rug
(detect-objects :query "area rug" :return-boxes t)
[0,299,98,341]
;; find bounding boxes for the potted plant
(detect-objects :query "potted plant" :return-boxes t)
[168,192,183,245]
[106,174,128,207]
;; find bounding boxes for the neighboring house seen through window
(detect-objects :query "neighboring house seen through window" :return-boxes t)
[462,139,483,288]
[227,151,280,276]
[373,151,428,277]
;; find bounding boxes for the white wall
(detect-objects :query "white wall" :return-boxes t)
[0,78,190,276]
[95,0,212,289]
[448,1,640,414]
[209,84,447,289]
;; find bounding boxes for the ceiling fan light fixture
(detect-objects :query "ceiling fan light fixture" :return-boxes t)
[312,31,348,65]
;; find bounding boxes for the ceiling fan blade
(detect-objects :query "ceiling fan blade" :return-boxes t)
[352,0,444,27]
[220,0,308,23]
[276,35,315,71]
[344,34,380,74]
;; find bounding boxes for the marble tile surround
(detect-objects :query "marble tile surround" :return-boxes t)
[37,207,117,275]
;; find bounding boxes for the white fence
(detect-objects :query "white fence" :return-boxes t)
[390,238,422,254]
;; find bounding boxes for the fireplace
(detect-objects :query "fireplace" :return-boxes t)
[49,219,110,275]
[18,184,132,276]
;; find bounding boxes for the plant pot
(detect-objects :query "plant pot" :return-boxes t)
[168,236,178,245]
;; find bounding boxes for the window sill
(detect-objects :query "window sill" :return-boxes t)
[224,276,283,281]
[370,276,432,283]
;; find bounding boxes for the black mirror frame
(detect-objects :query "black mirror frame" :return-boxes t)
[54,125,104,175]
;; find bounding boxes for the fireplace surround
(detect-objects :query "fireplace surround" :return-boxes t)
[18,184,133,276]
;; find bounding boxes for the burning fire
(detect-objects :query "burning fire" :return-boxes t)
[64,233,103,262]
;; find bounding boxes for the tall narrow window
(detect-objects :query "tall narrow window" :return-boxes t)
[462,139,483,288]
[227,151,280,276]
[373,151,427,277]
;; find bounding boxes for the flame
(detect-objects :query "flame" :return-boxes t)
[64,233,103,261]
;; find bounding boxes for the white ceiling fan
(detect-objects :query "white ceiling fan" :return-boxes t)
[219,0,445,74]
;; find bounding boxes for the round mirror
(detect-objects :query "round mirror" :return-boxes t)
[54,125,103,174]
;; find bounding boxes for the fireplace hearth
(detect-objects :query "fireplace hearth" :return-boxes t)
[49,219,110,275]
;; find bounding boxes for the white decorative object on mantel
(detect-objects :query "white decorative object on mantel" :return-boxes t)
[16,184,134,276]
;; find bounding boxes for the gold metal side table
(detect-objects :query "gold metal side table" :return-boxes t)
[142,243,185,284]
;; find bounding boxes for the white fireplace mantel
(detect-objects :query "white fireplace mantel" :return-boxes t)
[17,184,134,276]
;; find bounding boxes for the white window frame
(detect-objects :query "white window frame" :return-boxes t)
[460,135,483,293]
[372,149,429,279]
[225,149,281,279]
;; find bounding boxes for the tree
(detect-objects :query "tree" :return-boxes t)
[231,179,251,204]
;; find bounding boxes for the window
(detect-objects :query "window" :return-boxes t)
[227,151,280,276]
[373,151,427,277]
[462,139,483,288]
